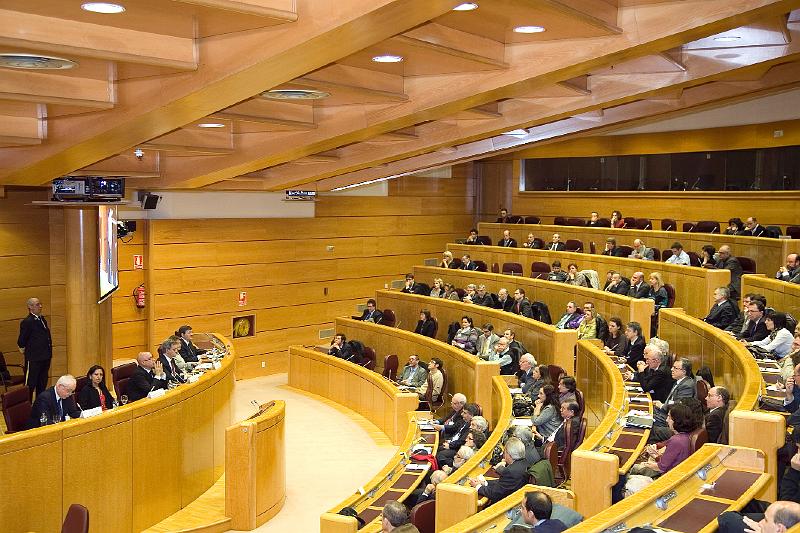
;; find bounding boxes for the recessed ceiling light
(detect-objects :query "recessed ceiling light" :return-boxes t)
[453,2,478,10]
[81,2,125,13]
[0,53,77,70]
[372,54,403,63]
[713,36,741,42]
[197,123,225,128]
[514,25,546,34]
[262,89,330,100]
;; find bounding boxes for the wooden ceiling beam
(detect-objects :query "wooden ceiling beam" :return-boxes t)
[168,0,298,20]
[158,0,799,189]
[0,69,113,108]
[208,112,316,130]
[0,9,196,70]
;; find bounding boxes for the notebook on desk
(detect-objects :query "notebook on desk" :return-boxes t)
[626,415,654,429]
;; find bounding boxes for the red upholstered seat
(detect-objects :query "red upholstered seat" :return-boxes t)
[410,500,435,533]
[635,218,652,230]
[362,347,376,371]
[695,220,721,233]
[566,218,585,227]
[0,351,25,392]
[491,262,500,273]
[508,215,523,224]
[502,262,523,276]
[689,427,708,454]
[383,354,398,380]
[382,309,397,327]
[531,262,550,279]
[553,216,568,225]
[476,236,492,245]
[565,239,583,252]
[111,362,136,400]
[664,284,676,308]
[473,260,488,272]
[661,218,677,231]
[2,386,31,434]
[737,256,756,275]
[61,503,89,533]
[524,216,541,224]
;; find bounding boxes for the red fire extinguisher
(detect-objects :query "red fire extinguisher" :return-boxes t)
[134,284,146,308]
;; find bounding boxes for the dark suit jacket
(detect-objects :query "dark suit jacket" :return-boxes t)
[716,256,743,298]
[17,313,52,362]
[655,377,697,424]
[545,242,566,251]
[603,247,626,257]
[77,383,116,410]
[741,317,768,342]
[744,224,767,237]
[704,300,738,330]
[478,458,529,504]
[534,519,568,533]
[436,410,466,438]
[705,406,727,443]
[499,238,518,248]
[633,367,674,403]
[628,282,650,299]
[415,319,436,338]
[179,339,206,363]
[461,261,479,271]
[554,418,580,451]
[27,387,81,428]
[358,309,383,324]
[495,297,514,313]
[401,283,426,295]
[606,279,630,295]
[159,354,186,383]
[622,336,646,367]
[127,365,168,402]
[513,298,534,319]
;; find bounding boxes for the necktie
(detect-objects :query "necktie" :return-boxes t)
[171,359,178,376]
[551,244,556,250]
[57,398,63,421]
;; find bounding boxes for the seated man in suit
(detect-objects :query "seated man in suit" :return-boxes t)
[436,403,480,466]
[704,287,739,330]
[649,358,697,442]
[517,353,538,393]
[777,253,800,284]
[357,298,383,323]
[718,500,800,533]
[602,237,625,257]
[432,392,467,436]
[629,239,655,261]
[476,323,501,360]
[499,229,518,248]
[497,208,510,223]
[328,333,346,357]
[627,272,650,299]
[553,401,581,452]
[547,260,568,283]
[546,233,566,252]
[401,273,425,295]
[398,354,428,388]
[495,288,514,312]
[523,232,541,249]
[413,470,447,506]
[461,254,479,271]
[624,344,673,402]
[587,211,602,227]
[159,336,187,384]
[472,284,494,307]
[381,500,420,533]
[743,216,768,237]
[705,386,729,444]
[555,302,583,330]
[175,325,207,364]
[621,321,646,367]
[605,271,631,295]
[465,228,479,244]
[737,300,769,342]
[512,288,534,319]
[518,491,569,533]
[127,351,168,403]
[27,374,81,428]
[469,437,530,504]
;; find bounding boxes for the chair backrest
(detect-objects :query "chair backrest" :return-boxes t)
[473,260,488,272]
[2,386,32,433]
[543,441,558,479]
[382,309,397,327]
[617,245,633,257]
[575,389,585,419]
[411,500,436,533]
[766,225,782,237]
[491,262,500,273]
[533,237,545,249]
[524,216,541,224]
[567,217,585,227]
[635,218,652,230]
[362,347,376,371]
[589,241,596,254]
[651,248,661,261]
[451,257,463,269]
[662,249,673,262]
[564,239,583,252]
[696,220,721,233]
[661,218,677,231]
[531,261,550,274]
[553,216,567,225]
[622,217,636,228]
[663,284,676,308]
[696,378,709,406]
[689,427,709,454]
[111,362,137,400]
[115,377,130,401]
[508,215,523,224]
[431,317,439,339]
[682,221,696,232]
[61,503,89,533]
[74,376,88,398]
[502,262,523,275]
[787,226,800,239]
[455,288,466,300]
[737,256,756,274]
[686,251,701,267]
[547,365,566,384]
[596,218,612,227]
[476,236,492,245]
[383,354,399,380]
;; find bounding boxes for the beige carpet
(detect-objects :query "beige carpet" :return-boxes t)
[231,374,397,533]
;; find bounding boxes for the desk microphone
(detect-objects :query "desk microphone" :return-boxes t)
[711,226,719,233]
[687,224,695,233]
[250,399,260,409]
[76,401,83,412]
[644,223,651,230]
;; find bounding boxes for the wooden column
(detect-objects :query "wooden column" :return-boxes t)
[64,207,111,376]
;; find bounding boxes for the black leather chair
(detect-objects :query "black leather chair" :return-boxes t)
[61,503,89,533]
[661,218,677,231]
[2,386,31,434]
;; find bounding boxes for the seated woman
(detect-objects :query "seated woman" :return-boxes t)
[725,217,745,235]
[414,309,437,338]
[700,245,716,268]
[442,282,460,301]
[78,365,116,411]
[646,272,669,310]
[746,311,794,360]
[451,316,479,354]
[602,317,625,357]
[577,307,597,340]
[531,385,562,445]
[416,358,444,406]
[630,402,694,477]
[779,332,800,382]
[430,278,445,298]
[610,210,625,228]
[440,251,457,269]
[558,376,578,404]
[565,263,589,287]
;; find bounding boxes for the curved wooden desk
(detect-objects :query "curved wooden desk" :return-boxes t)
[0,334,235,533]
[376,289,577,373]
[412,265,654,336]
[333,317,500,425]
[287,346,419,445]
[742,273,800,318]
[447,243,730,319]
[480,222,789,276]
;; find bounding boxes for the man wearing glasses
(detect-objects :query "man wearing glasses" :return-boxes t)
[27,374,80,428]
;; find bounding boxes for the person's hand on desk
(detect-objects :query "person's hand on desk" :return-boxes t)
[468,478,486,488]
[653,400,663,409]
[432,423,444,432]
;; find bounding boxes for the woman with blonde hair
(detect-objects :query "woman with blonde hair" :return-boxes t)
[440,251,456,269]
[577,307,597,340]
[430,278,445,298]
[647,272,669,310]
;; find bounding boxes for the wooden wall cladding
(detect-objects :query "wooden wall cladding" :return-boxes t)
[112,221,149,359]
[741,274,800,319]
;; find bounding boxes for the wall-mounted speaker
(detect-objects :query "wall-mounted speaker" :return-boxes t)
[137,192,161,210]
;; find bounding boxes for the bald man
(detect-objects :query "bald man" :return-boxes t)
[777,254,800,284]
[715,245,743,300]
[17,297,53,398]
[127,352,168,403]
[718,501,800,533]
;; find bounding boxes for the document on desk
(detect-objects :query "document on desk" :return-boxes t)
[625,385,644,392]
[417,421,435,430]
[405,463,431,472]
[511,419,533,427]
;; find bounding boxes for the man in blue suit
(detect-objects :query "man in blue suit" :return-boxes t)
[519,490,568,532]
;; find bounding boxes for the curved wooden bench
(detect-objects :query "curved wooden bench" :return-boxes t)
[0,333,235,533]
[480,222,790,276]
[447,243,729,319]
[376,289,577,373]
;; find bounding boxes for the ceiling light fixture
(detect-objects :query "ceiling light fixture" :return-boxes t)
[0,53,77,70]
[514,25,546,34]
[197,122,225,128]
[81,2,126,13]
[713,36,741,42]
[453,2,478,10]
[372,54,404,63]
[262,89,330,100]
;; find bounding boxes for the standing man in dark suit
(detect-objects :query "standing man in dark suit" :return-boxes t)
[546,233,566,252]
[357,299,383,324]
[512,289,534,319]
[627,272,650,299]
[715,245,744,300]
[127,351,168,402]
[17,297,53,398]
[704,287,739,330]
[175,325,206,363]
[499,229,518,248]
[159,337,186,384]
[518,490,568,533]
[27,374,81,428]
[705,386,729,444]
[470,437,530,504]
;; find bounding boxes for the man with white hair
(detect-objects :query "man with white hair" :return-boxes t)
[27,374,80,428]
[624,345,673,402]
[17,296,53,398]
[518,353,538,393]
[629,239,654,261]
[489,337,515,375]
[432,393,467,437]
[469,437,530,504]
[718,501,800,533]
[499,229,517,248]
[472,284,494,307]
[414,470,448,505]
